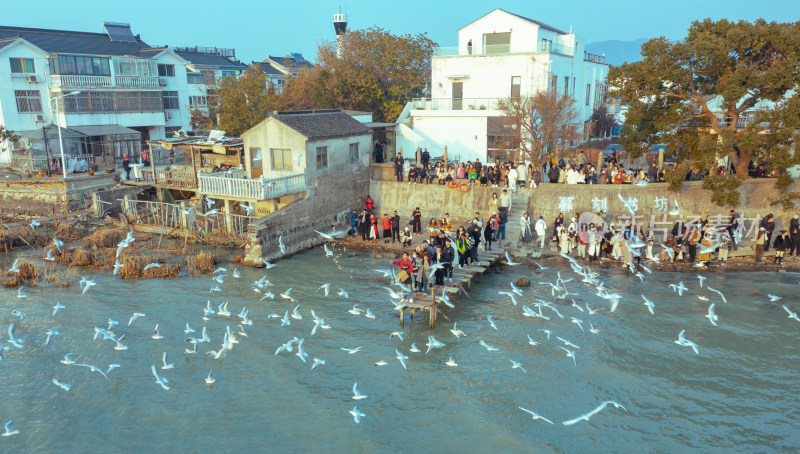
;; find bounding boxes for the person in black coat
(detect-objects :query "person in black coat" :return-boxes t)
[442,239,454,282]
[358,209,370,241]
[393,153,404,182]
[760,214,776,252]
[548,164,560,183]
[469,221,482,264]
[773,230,790,266]
[483,218,495,250]
[390,211,401,243]
[789,214,800,258]
[421,148,430,168]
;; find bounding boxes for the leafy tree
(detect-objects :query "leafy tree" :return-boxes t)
[206,66,279,136]
[0,125,20,160]
[497,92,581,168]
[590,104,617,138]
[608,18,800,208]
[280,27,437,122]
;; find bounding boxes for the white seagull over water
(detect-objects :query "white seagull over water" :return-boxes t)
[445,356,458,367]
[479,339,500,352]
[161,352,174,370]
[44,329,59,346]
[7,323,23,348]
[51,378,71,391]
[205,370,215,384]
[2,420,19,437]
[675,330,699,354]
[348,406,365,424]
[151,365,170,390]
[562,400,627,426]
[395,349,408,369]
[782,305,800,322]
[706,303,718,327]
[352,383,368,400]
[52,301,65,316]
[642,295,655,315]
[518,407,554,424]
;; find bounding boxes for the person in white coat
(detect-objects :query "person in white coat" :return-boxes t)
[507,166,518,193]
[535,215,547,249]
[516,163,527,187]
[520,213,532,242]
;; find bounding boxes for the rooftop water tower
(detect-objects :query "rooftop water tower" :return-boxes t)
[333,7,347,58]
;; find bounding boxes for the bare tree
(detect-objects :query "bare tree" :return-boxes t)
[497,92,581,167]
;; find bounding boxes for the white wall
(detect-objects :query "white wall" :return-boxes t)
[304,134,372,182]
[458,10,540,54]
[156,52,191,137]
[398,112,488,162]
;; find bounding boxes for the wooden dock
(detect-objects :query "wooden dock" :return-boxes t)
[397,247,506,328]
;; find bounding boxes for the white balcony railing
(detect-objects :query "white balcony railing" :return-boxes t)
[433,42,575,58]
[412,97,502,111]
[50,74,113,88]
[197,170,306,200]
[115,76,161,88]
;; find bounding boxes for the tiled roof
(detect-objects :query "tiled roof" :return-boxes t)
[0,25,151,56]
[269,55,314,72]
[175,51,245,68]
[255,61,285,76]
[502,10,568,35]
[272,110,372,140]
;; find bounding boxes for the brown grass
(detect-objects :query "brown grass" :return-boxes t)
[120,255,180,279]
[1,261,72,288]
[84,228,125,248]
[188,251,216,275]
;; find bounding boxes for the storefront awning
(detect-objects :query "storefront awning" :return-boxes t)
[69,124,139,136]
[13,126,85,140]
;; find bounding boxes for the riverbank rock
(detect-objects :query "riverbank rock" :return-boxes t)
[242,243,264,268]
[516,278,530,287]
[374,254,383,259]
[349,252,357,257]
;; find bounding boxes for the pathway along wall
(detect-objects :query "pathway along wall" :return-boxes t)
[370,179,800,241]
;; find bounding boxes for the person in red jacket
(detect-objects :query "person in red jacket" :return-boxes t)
[381,213,392,243]
[364,195,375,214]
[392,252,414,286]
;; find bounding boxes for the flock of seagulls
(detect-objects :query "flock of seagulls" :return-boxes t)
[2,218,797,437]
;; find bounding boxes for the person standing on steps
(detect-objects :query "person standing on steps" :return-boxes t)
[421,148,430,169]
[498,189,511,220]
[761,214,776,252]
[393,152,404,182]
[520,213,532,243]
[727,209,740,252]
[754,227,766,263]
[381,213,392,244]
[535,215,547,249]
[443,239,454,282]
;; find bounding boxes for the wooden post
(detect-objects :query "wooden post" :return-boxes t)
[429,288,436,328]
[399,307,405,325]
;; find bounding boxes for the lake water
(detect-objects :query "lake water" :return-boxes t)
[1,248,799,453]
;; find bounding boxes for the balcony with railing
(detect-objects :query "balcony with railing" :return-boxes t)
[197,170,307,200]
[584,51,606,64]
[412,97,502,111]
[115,76,161,88]
[50,74,113,88]
[433,41,574,58]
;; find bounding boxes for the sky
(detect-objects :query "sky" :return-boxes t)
[3,0,799,63]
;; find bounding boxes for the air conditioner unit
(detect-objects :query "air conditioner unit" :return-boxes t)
[27,75,38,83]
[34,114,45,122]
[159,79,168,87]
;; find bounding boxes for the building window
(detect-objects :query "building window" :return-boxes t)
[187,72,206,84]
[483,32,511,55]
[15,90,42,113]
[550,75,558,93]
[250,147,262,169]
[222,70,238,78]
[511,76,521,98]
[564,76,569,96]
[349,143,359,164]
[60,91,162,114]
[158,64,175,77]
[164,126,181,137]
[189,96,207,109]
[316,146,328,169]
[51,55,110,76]
[271,148,292,170]
[10,58,35,73]
[585,84,591,106]
[114,58,157,77]
[162,91,179,110]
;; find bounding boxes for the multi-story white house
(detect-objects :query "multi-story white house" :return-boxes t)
[0,22,192,166]
[173,46,246,124]
[396,8,610,163]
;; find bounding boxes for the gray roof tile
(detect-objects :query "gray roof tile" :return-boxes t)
[0,25,151,56]
[272,110,371,140]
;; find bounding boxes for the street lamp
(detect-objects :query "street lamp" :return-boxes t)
[50,90,81,179]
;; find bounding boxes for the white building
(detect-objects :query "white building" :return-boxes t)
[173,46,246,123]
[396,8,610,163]
[0,22,193,166]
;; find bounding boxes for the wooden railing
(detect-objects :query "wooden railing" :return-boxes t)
[51,74,113,87]
[197,171,306,200]
[154,168,197,188]
[121,198,256,235]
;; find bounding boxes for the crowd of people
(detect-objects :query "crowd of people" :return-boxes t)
[348,191,539,296]
[542,210,800,268]
[391,149,675,189]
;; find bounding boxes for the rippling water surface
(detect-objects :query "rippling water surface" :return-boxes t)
[1,249,799,453]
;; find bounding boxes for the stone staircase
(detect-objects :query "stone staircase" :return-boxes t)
[499,192,530,251]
